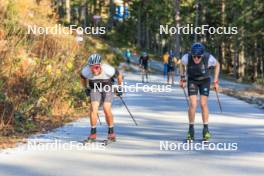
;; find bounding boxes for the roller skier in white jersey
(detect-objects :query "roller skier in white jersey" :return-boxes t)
[80,53,123,144]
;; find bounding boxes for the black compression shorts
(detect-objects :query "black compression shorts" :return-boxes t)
[187,78,211,96]
[142,64,148,70]
[167,66,175,72]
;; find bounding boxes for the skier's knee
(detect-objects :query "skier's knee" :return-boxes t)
[103,104,112,114]
[200,101,208,109]
[189,101,197,109]
[104,108,112,117]
[90,109,98,116]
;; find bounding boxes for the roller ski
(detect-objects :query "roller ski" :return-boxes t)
[83,127,97,144]
[83,133,97,144]
[202,129,211,143]
[103,130,116,146]
[186,127,195,143]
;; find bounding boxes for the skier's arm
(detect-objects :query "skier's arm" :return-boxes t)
[179,61,187,88]
[213,60,220,92]
[116,70,123,85]
[114,69,123,96]
[176,58,181,65]
[179,54,188,78]
[80,73,87,88]
[208,54,220,91]
[80,73,91,96]
[111,69,123,86]
[213,61,220,83]
[179,61,186,78]
[174,57,179,65]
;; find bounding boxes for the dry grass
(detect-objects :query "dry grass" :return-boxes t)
[0,0,86,142]
[0,0,123,149]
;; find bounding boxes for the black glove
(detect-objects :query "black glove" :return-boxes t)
[85,88,91,97]
[116,87,123,97]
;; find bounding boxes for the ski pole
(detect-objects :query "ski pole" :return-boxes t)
[182,88,189,107]
[88,94,102,126]
[146,70,149,83]
[140,66,143,82]
[142,69,144,82]
[97,113,102,125]
[215,89,223,113]
[118,96,138,126]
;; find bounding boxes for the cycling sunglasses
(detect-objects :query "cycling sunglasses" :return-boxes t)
[193,55,202,59]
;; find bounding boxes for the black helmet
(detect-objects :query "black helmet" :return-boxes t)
[191,43,205,56]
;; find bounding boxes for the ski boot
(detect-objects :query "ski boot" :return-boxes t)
[84,133,97,143]
[102,133,116,146]
[203,129,211,142]
[186,131,194,143]
[107,132,116,142]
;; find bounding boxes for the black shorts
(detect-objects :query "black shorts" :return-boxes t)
[167,66,175,72]
[187,78,211,96]
[142,64,148,70]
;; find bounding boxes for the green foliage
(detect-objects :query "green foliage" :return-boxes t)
[104,0,263,82]
[0,79,5,101]
[5,0,18,21]
[256,79,264,86]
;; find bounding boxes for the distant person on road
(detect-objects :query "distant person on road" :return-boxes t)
[124,49,131,64]
[139,52,149,83]
[179,43,220,142]
[162,51,169,79]
[80,53,123,143]
[167,51,179,85]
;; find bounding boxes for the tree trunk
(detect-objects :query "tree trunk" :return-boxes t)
[108,0,115,29]
[201,0,207,43]
[220,0,226,71]
[174,0,180,58]
[253,40,258,81]
[238,42,245,80]
[226,44,232,74]
[65,0,71,23]
[57,0,64,20]
[146,12,150,50]
[80,1,87,27]
[233,47,238,79]
[194,0,199,42]
[87,0,92,25]
[262,58,264,79]
[93,0,97,15]
[123,0,126,21]
[137,3,141,48]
